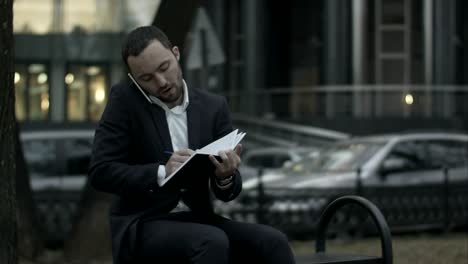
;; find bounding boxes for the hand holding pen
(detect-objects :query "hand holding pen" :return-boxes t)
[165,149,194,177]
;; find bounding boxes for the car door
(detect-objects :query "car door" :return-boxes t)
[426,138,468,226]
[23,137,63,191]
[379,139,442,187]
[377,137,468,229]
[242,152,283,180]
[425,139,468,183]
[61,136,93,192]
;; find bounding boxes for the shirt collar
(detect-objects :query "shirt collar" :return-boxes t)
[150,80,189,113]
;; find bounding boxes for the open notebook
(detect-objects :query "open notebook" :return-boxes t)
[160,129,246,186]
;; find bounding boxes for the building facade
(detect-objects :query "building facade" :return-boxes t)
[14,0,468,132]
[13,0,160,123]
[197,0,468,132]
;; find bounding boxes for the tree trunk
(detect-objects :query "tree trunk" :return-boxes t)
[15,124,45,259]
[0,0,18,263]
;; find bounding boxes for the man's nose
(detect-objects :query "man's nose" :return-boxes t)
[154,73,167,87]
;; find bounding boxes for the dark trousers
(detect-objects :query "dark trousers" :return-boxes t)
[135,212,296,264]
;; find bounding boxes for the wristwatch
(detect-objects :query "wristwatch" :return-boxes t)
[216,175,233,186]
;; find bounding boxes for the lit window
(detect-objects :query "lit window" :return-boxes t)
[28,64,50,120]
[66,64,108,122]
[15,66,27,121]
[14,63,50,121]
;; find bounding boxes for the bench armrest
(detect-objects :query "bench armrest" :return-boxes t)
[315,195,393,264]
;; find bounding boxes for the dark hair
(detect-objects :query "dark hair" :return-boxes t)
[121,26,173,66]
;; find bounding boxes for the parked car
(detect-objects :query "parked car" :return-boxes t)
[20,126,95,244]
[240,146,320,183]
[236,132,468,235]
[260,132,468,189]
[21,127,94,192]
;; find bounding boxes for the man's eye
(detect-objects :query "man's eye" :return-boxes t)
[160,63,169,71]
[141,76,152,82]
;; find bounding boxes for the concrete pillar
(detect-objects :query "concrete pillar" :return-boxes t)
[243,0,264,115]
[433,0,456,84]
[50,61,65,122]
[352,0,367,118]
[324,0,351,118]
[423,0,433,117]
[433,0,456,117]
[324,0,351,84]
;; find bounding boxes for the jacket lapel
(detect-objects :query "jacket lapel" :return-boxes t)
[187,89,201,150]
[148,104,173,153]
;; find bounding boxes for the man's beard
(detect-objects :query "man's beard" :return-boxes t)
[161,71,184,104]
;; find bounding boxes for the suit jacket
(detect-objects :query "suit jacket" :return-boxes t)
[88,81,242,263]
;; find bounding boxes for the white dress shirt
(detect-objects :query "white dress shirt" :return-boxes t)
[149,80,190,186]
[149,80,233,190]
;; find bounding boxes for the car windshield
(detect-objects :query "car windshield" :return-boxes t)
[283,141,385,173]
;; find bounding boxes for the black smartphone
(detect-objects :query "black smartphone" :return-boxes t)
[127,73,153,104]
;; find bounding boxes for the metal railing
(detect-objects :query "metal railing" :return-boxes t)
[32,170,468,244]
[232,114,350,148]
[33,191,82,245]
[215,168,468,239]
[225,85,468,119]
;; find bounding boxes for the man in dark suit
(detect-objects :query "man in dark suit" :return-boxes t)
[89,26,295,264]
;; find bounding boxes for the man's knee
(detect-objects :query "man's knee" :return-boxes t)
[254,225,290,249]
[249,225,294,263]
[190,228,229,256]
[203,229,230,250]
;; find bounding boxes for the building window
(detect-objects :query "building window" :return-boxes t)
[15,65,27,121]
[13,0,53,34]
[15,63,50,121]
[14,0,122,34]
[66,64,108,122]
[63,0,121,33]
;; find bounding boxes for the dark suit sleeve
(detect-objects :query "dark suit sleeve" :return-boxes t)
[88,86,160,197]
[209,97,242,202]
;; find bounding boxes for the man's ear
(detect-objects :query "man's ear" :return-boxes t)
[172,46,180,61]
